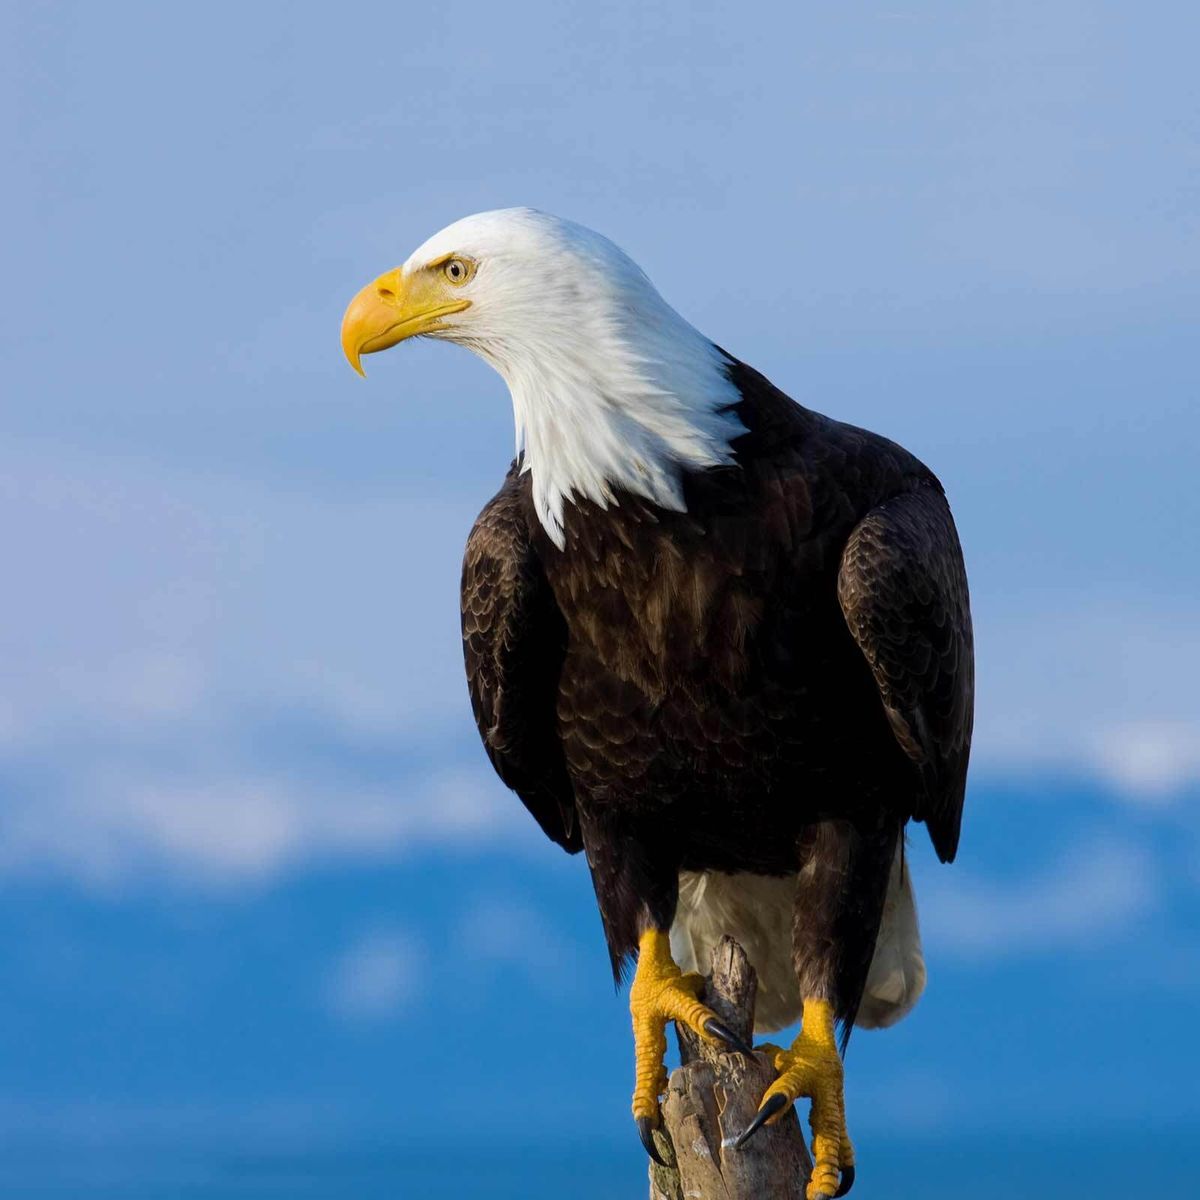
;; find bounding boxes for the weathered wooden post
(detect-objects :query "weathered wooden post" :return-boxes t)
[647,937,815,1200]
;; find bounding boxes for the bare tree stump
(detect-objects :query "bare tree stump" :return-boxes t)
[647,937,814,1200]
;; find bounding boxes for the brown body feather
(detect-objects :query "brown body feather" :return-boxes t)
[461,358,973,1031]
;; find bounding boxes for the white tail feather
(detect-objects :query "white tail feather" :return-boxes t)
[857,843,926,1028]
[671,842,926,1035]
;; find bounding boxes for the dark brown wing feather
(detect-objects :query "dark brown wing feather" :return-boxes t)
[837,484,974,862]
[461,473,582,854]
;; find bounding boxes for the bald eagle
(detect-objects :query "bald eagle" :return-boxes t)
[341,209,973,1200]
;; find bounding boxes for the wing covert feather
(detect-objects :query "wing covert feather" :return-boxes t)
[837,485,974,861]
[461,478,582,853]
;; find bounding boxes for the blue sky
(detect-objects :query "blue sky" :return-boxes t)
[2,2,1199,1196]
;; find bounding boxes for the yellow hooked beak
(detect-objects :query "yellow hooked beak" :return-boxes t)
[340,267,472,376]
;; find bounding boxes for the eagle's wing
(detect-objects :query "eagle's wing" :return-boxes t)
[461,476,582,853]
[837,484,974,862]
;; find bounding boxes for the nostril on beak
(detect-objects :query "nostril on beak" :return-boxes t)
[377,287,395,301]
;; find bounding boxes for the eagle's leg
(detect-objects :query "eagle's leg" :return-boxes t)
[629,926,753,1159]
[578,807,751,1159]
[737,816,898,1200]
[740,999,854,1198]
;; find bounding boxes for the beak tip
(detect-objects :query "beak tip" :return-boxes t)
[342,339,367,377]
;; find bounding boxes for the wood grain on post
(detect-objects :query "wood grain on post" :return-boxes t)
[648,937,814,1200]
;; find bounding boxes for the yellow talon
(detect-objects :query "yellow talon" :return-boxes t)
[759,999,855,1200]
[628,928,727,1123]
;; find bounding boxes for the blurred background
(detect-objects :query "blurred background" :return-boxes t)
[3,2,1198,1196]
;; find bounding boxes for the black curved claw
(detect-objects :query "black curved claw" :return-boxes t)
[834,1164,856,1196]
[636,1115,667,1166]
[733,1092,790,1148]
[703,1017,754,1056]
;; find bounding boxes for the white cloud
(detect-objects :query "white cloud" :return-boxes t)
[973,597,1200,803]
[919,838,1158,959]
[0,444,536,889]
[1089,721,1200,801]
[0,764,532,890]
[0,442,474,750]
[454,896,585,996]
[323,929,424,1022]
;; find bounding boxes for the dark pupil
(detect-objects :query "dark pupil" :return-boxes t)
[450,262,461,277]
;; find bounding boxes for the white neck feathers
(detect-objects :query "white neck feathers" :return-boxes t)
[415,210,745,547]
[501,322,743,548]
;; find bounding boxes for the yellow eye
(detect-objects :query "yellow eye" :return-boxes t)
[443,257,474,285]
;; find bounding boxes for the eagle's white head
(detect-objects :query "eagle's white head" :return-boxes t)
[341,208,744,546]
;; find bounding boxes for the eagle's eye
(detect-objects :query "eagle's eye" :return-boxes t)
[443,257,474,285]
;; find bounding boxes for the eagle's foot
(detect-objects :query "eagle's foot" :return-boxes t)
[628,928,752,1157]
[736,999,855,1200]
